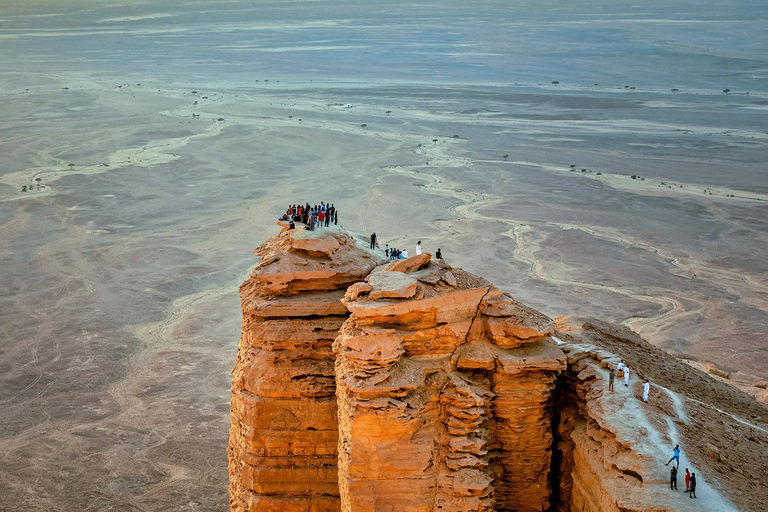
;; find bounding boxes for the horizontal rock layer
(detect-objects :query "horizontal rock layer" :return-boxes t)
[229,228,382,512]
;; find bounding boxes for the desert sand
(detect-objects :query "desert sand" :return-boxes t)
[1,0,767,510]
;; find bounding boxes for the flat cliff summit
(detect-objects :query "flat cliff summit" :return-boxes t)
[228,225,768,512]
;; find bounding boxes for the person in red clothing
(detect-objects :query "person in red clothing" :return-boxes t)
[684,468,691,492]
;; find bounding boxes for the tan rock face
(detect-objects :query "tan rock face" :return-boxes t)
[230,229,757,512]
[248,227,380,295]
[229,228,384,512]
[334,260,566,512]
[383,252,432,273]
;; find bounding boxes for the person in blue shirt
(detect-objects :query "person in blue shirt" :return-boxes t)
[666,444,681,468]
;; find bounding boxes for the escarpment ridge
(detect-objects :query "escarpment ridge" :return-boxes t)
[229,226,768,512]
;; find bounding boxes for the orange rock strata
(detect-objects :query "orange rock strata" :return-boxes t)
[229,228,759,511]
[228,228,382,511]
[335,271,565,512]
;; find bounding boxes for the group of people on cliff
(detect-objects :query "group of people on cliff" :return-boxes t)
[280,203,338,230]
[609,360,650,402]
[610,361,699,500]
[279,207,445,264]
[370,235,442,262]
[667,447,696,498]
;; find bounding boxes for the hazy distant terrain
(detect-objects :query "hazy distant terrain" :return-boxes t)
[1,1,767,510]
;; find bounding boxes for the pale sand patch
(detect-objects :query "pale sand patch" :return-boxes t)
[504,159,767,203]
[97,14,177,23]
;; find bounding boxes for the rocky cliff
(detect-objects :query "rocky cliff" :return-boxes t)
[228,228,381,510]
[229,226,768,512]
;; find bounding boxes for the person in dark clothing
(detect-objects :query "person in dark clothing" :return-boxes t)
[436,248,442,260]
[370,233,377,249]
[689,473,696,499]
[334,209,338,225]
[670,467,678,490]
[384,244,390,258]
[288,221,295,230]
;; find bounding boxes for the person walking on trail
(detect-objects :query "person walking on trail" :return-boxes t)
[608,369,615,392]
[666,445,681,467]
[670,466,678,490]
[684,468,691,492]
[384,244,390,258]
[436,248,442,260]
[416,241,422,255]
[689,473,697,499]
[370,233,377,250]
[643,380,650,402]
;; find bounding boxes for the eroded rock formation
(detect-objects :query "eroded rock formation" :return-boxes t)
[335,263,565,511]
[228,228,382,511]
[230,227,768,512]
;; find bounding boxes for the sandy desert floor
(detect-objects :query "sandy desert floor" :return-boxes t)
[1,0,767,510]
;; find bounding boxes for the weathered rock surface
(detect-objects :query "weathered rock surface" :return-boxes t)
[229,227,383,512]
[335,262,566,511]
[230,229,767,512]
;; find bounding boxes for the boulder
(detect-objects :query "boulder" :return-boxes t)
[384,252,431,273]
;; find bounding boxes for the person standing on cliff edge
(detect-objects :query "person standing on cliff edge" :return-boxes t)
[370,232,377,249]
[643,379,650,402]
[608,368,615,392]
[416,241,422,255]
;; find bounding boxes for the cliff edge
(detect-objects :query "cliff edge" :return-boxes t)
[229,226,768,512]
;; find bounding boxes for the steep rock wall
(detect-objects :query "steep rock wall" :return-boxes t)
[334,260,566,511]
[228,228,381,511]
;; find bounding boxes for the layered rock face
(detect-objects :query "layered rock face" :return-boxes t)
[230,228,764,512]
[335,262,566,511]
[228,227,382,511]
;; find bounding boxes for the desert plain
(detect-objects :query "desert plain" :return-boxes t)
[0,0,767,510]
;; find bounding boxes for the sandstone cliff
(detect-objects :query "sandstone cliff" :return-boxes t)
[335,260,565,511]
[229,227,768,512]
[228,227,382,511]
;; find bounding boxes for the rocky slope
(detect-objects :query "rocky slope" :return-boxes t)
[229,226,768,512]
